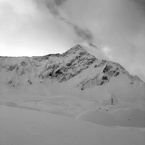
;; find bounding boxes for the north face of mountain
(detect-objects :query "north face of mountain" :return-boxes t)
[0,44,143,87]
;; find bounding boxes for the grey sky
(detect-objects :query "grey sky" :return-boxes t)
[0,0,145,81]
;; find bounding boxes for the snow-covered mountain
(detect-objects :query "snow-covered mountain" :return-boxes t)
[1,44,145,145]
[0,44,145,109]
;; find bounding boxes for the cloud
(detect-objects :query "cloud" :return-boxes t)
[72,25,94,43]
[0,0,145,81]
[53,0,67,6]
[40,0,94,43]
[58,16,94,43]
[0,0,93,57]
[133,0,145,13]
[35,0,67,16]
[63,0,145,81]
[0,0,76,56]
[102,47,113,60]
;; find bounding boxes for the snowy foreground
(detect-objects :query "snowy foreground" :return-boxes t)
[0,105,145,145]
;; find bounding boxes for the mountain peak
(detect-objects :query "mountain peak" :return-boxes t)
[62,44,89,57]
[0,44,143,86]
[70,44,87,51]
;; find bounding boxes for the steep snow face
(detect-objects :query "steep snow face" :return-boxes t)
[37,44,96,82]
[0,44,97,85]
[0,44,145,107]
[76,60,130,90]
[0,44,138,84]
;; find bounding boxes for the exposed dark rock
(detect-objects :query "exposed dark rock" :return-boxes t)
[7,65,17,71]
[8,80,12,84]
[103,65,113,73]
[21,61,27,66]
[100,81,104,85]
[28,79,32,85]
[20,70,25,76]
[114,72,120,77]
[102,76,108,80]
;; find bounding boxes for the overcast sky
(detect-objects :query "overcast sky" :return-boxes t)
[0,0,145,81]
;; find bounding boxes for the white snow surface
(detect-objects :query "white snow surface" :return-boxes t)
[0,105,145,145]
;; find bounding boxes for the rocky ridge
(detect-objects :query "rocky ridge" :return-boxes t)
[0,44,143,90]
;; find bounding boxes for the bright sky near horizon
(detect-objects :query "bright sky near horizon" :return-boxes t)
[0,0,145,81]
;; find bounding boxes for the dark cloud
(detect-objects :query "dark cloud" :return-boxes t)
[58,16,94,43]
[53,0,67,6]
[133,0,145,5]
[132,0,145,14]
[45,2,59,16]
[41,0,94,43]
[72,25,94,43]
[59,17,94,43]
[34,0,67,16]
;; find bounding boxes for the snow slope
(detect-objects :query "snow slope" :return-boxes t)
[0,105,145,145]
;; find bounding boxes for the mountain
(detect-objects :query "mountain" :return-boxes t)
[0,44,145,116]
[1,44,145,145]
